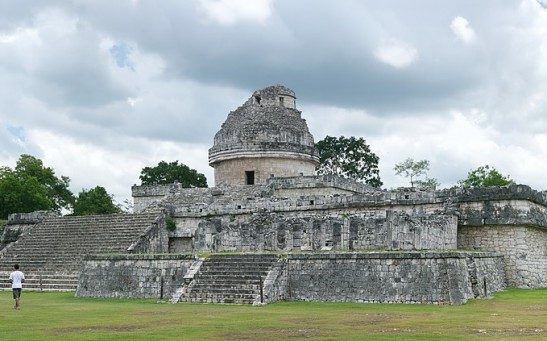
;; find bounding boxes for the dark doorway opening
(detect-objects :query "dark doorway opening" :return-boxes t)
[245,171,255,185]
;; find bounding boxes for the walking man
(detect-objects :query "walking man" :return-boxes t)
[9,264,25,310]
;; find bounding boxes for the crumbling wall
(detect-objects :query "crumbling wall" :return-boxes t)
[387,211,457,250]
[189,210,457,252]
[1,211,55,249]
[132,183,184,213]
[127,214,169,253]
[284,252,505,305]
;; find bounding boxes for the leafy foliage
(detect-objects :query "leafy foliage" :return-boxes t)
[166,216,177,231]
[0,168,53,219]
[316,136,382,187]
[394,158,438,188]
[414,177,440,189]
[73,186,122,216]
[0,155,75,218]
[140,160,207,187]
[459,165,514,188]
[14,154,74,211]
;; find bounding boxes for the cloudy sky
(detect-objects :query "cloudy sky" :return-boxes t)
[1,0,547,206]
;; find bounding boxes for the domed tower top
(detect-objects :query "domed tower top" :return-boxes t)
[209,85,319,186]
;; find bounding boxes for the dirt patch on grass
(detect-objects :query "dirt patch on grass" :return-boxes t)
[52,319,180,335]
[219,327,328,340]
[472,327,546,337]
[53,325,143,334]
[132,311,179,316]
[339,313,403,326]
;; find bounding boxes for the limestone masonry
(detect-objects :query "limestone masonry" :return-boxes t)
[1,85,546,305]
[208,85,319,186]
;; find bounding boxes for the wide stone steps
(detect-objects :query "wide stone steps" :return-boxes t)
[0,271,79,291]
[179,254,279,305]
[0,212,161,274]
[189,276,266,283]
[189,283,262,291]
[179,293,258,304]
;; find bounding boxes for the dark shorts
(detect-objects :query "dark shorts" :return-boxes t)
[12,288,22,299]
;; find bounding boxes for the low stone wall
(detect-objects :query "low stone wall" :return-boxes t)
[283,252,506,305]
[458,225,547,288]
[76,254,194,299]
[75,252,505,305]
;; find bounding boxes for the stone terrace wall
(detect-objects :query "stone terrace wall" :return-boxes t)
[191,210,456,252]
[76,254,195,299]
[458,226,547,288]
[135,182,547,221]
[284,252,506,305]
[455,186,547,289]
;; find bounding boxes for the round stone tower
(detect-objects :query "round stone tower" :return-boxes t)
[209,85,320,186]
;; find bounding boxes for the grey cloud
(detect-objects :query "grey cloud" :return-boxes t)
[1,0,546,197]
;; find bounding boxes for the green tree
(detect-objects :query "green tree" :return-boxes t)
[316,136,383,187]
[394,158,438,188]
[459,165,514,188]
[14,154,74,212]
[139,160,208,187]
[73,186,122,216]
[0,168,53,219]
[0,155,74,218]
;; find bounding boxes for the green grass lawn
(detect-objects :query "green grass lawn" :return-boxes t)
[1,288,546,340]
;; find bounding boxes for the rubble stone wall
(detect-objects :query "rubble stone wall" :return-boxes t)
[76,254,194,299]
[190,210,457,252]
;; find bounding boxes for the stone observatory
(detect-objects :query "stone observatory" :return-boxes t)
[3,84,547,306]
[208,85,320,186]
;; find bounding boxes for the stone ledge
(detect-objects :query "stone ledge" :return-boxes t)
[286,251,503,260]
[83,254,195,261]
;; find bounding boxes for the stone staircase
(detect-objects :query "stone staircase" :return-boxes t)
[0,270,79,292]
[0,212,162,291]
[178,254,280,305]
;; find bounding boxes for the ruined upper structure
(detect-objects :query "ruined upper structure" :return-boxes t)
[208,85,320,186]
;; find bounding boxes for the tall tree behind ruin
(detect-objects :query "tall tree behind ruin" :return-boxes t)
[73,186,122,216]
[315,136,383,187]
[0,154,75,218]
[15,154,75,211]
[139,160,208,187]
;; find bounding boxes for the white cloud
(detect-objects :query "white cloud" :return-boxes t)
[196,0,274,25]
[0,34,16,43]
[374,38,418,68]
[127,97,141,107]
[450,16,476,44]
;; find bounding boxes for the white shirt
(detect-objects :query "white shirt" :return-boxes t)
[9,270,25,289]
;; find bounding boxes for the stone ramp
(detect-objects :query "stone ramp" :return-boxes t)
[178,254,280,305]
[0,212,162,291]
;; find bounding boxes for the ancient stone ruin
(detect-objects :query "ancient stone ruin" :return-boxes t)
[1,85,546,305]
